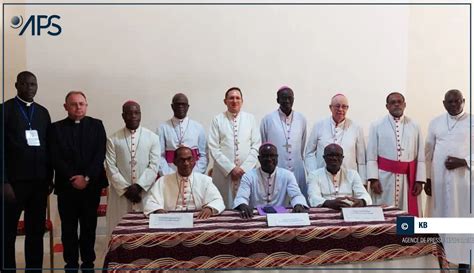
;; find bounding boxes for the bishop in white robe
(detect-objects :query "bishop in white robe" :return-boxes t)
[307,167,372,208]
[157,93,208,175]
[208,88,261,208]
[260,86,307,196]
[304,94,367,182]
[367,93,425,216]
[158,117,208,175]
[105,102,161,235]
[144,172,225,216]
[424,90,473,265]
[144,146,225,218]
[233,143,308,219]
[233,167,308,209]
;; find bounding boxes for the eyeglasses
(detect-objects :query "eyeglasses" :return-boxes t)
[331,104,349,110]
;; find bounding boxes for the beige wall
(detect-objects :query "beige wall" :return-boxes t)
[2,3,27,99]
[407,5,469,135]
[5,4,414,135]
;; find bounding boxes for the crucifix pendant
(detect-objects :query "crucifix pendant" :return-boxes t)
[283,142,292,152]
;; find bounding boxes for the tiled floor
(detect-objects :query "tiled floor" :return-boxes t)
[14,194,110,271]
[14,232,108,270]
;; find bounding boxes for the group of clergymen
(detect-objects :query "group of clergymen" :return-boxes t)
[1,70,471,272]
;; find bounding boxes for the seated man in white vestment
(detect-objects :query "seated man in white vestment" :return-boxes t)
[144,146,225,218]
[233,143,308,219]
[307,143,372,210]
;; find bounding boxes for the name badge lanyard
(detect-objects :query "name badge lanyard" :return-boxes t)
[15,98,35,129]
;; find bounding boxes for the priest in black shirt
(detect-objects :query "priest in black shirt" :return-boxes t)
[49,91,107,272]
[2,71,53,272]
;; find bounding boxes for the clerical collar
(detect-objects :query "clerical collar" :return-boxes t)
[391,115,404,122]
[325,168,341,177]
[67,117,83,124]
[448,111,465,120]
[226,111,240,118]
[176,172,193,183]
[172,116,189,123]
[330,117,346,127]
[126,126,140,134]
[259,167,277,178]
[16,96,34,107]
[278,108,293,119]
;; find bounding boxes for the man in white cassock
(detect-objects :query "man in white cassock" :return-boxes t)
[260,86,308,196]
[144,146,225,218]
[307,144,371,210]
[233,143,308,219]
[424,90,473,272]
[367,92,425,216]
[105,101,160,235]
[305,94,367,184]
[208,87,261,208]
[157,93,208,175]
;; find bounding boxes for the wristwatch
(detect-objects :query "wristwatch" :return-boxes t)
[85,176,90,183]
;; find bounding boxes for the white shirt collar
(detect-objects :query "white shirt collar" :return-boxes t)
[125,126,141,134]
[259,167,277,179]
[16,96,34,107]
[176,172,193,184]
[448,110,465,120]
[226,111,240,119]
[171,116,189,124]
[330,116,346,128]
[325,168,342,180]
[278,108,293,120]
[390,114,405,122]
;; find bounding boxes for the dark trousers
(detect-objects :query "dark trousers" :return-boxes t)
[57,188,100,273]
[3,181,48,273]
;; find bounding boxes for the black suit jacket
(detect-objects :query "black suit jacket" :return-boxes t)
[49,116,107,194]
[1,98,53,184]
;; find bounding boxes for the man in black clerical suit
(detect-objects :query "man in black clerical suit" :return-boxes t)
[49,91,107,272]
[1,71,53,273]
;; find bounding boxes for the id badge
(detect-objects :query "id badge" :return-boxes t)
[25,130,40,146]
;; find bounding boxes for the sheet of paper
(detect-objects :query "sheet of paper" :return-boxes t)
[267,213,310,227]
[149,213,194,229]
[342,207,385,222]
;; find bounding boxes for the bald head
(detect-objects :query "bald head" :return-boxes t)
[330,94,348,105]
[324,143,343,156]
[444,89,463,100]
[122,101,140,112]
[172,93,188,104]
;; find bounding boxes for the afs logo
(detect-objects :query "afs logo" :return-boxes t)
[10,15,62,36]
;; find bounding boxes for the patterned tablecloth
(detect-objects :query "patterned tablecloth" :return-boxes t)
[103,207,447,272]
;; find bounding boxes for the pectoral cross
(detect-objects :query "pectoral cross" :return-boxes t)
[282,142,292,153]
